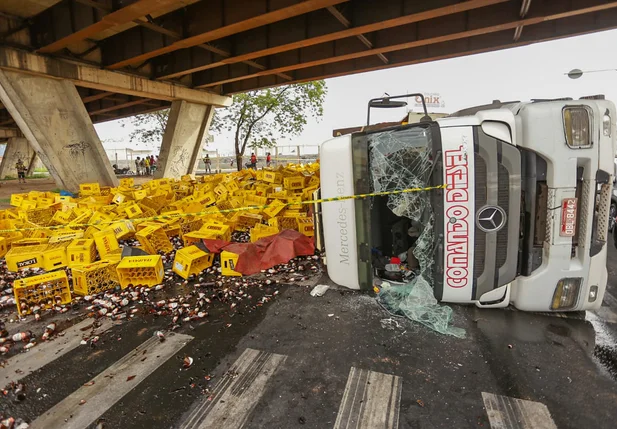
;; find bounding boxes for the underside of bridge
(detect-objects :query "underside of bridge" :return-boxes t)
[0,0,615,188]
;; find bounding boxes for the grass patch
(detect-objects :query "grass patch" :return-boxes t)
[0,198,10,204]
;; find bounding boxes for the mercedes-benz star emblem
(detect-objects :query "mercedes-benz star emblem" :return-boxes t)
[476,206,507,233]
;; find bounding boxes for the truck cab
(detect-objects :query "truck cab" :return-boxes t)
[319,97,616,312]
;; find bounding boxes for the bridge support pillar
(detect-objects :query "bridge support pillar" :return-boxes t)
[0,137,36,179]
[154,100,214,179]
[0,70,117,191]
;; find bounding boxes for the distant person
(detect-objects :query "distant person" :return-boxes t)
[139,158,146,175]
[144,157,150,176]
[203,154,212,173]
[150,155,156,174]
[248,152,257,169]
[15,159,27,184]
[135,157,141,176]
[266,152,272,167]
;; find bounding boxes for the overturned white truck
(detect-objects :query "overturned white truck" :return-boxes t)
[318,96,616,312]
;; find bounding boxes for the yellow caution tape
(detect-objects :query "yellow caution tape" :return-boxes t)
[0,184,446,233]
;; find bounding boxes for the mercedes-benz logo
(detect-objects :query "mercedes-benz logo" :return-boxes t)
[476,206,507,233]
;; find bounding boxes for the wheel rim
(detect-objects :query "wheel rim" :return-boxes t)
[610,204,617,230]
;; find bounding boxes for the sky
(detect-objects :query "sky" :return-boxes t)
[95,28,617,158]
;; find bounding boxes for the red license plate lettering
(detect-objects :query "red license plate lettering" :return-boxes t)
[560,198,578,237]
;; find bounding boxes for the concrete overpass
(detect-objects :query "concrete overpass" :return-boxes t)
[0,0,616,190]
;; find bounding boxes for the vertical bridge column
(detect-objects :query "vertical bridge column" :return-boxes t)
[155,100,214,179]
[0,137,36,179]
[0,70,118,191]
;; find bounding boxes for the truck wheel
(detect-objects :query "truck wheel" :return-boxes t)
[610,202,617,232]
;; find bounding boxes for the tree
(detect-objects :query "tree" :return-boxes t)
[211,81,326,171]
[121,109,169,145]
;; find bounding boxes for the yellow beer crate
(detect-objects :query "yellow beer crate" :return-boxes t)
[72,260,120,296]
[41,242,70,271]
[182,231,212,246]
[263,171,282,184]
[83,225,101,239]
[237,213,263,230]
[11,238,49,247]
[93,229,120,258]
[221,251,242,277]
[10,194,26,207]
[250,225,279,242]
[110,220,136,239]
[172,245,214,279]
[198,223,231,241]
[119,177,134,187]
[14,270,71,316]
[125,203,143,219]
[25,207,54,226]
[136,225,173,254]
[50,209,76,225]
[67,238,97,267]
[297,218,315,237]
[223,180,240,193]
[0,237,7,258]
[5,244,47,271]
[112,193,128,205]
[262,199,286,219]
[283,176,305,190]
[133,189,148,200]
[80,183,101,196]
[116,255,164,288]
[48,231,84,244]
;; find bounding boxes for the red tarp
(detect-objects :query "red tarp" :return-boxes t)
[202,229,315,276]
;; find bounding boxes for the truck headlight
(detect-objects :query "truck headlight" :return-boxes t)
[563,106,593,148]
[551,277,582,310]
[603,109,611,137]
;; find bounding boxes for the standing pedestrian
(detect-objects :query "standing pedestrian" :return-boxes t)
[15,159,27,184]
[135,157,141,176]
[144,156,150,176]
[250,152,257,169]
[149,155,156,174]
[266,152,272,167]
[203,154,212,174]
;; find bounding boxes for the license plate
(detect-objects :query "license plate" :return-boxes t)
[560,198,578,237]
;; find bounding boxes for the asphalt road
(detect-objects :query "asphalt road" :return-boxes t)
[2,252,617,428]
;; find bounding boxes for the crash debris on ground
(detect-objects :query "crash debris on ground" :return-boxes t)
[0,166,323,426]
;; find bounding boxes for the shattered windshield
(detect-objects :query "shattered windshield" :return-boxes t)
[368,126,436,278]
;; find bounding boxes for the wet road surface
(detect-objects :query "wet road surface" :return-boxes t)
[2,251,617,428]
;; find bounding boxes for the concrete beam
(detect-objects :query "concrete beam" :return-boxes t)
[0,128,21,139]
[197,0,617,88]
[154,100,213,179]
[104,0,350,70]
[153,0,506,81]
[224,5,617,93]
[0,46,231,107]
[36,0,183,54]
[0,69,118,191]
[0,137,36,179]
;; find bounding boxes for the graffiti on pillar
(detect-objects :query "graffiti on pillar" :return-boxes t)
[64,141,91,157]
[170,147,190,176]
[63,141,91,181]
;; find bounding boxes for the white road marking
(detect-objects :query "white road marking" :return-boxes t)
[0,318,112,386]
[333,367,402,429]
[179,348,287,429]
[29,332,193,429]
[482,392,557,429]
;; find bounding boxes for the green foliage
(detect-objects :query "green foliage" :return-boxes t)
[211,81,326,169]
[122,109,170,145]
